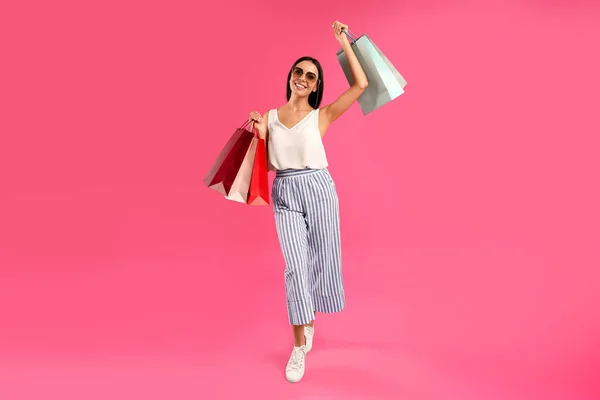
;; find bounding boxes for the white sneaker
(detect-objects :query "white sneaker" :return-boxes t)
[304,326,314,353]
[285,346,307,383]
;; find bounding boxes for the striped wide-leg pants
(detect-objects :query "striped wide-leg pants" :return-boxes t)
[272,168,345,326]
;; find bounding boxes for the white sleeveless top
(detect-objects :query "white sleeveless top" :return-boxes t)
[267,108,329,171]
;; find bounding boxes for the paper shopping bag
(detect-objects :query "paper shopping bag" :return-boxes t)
[337,31,407,115]
[247,134,269,206]
[224,135,258,204]
[204,121,255,196]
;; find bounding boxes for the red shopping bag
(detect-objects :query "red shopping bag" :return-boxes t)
[204,121,255,196]
[247,133,270,206]
[224,134,258,204]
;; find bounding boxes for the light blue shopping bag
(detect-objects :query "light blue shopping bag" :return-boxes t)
[336,30,407,115]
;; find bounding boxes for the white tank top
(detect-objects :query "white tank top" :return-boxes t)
[267,108,329,171]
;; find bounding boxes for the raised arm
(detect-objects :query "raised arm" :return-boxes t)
[321,21,368,129]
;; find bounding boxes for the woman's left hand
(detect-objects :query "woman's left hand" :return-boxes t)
[332,21,349,44]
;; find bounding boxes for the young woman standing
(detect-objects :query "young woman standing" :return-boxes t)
[249,21,368,383]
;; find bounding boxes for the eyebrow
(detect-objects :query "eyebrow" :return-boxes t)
[295,67,317,74]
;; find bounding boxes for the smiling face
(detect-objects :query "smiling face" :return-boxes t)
[289,60,319,98]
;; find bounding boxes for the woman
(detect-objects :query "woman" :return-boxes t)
[249,21,368,383]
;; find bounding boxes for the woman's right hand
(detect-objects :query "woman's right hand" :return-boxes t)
[249,110,267,139]
[249,111,262,123]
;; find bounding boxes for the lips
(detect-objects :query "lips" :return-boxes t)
[294,82,307,90]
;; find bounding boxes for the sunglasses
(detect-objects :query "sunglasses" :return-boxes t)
[292,67,318,83]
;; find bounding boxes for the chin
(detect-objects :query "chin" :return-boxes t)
[291,89,309,98]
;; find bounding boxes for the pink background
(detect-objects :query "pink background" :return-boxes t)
[1,0,599,399]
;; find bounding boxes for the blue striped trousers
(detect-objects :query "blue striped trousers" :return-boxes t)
[272,168,345,326]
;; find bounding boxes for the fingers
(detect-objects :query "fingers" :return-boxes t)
[332,21,348,35]
[249,111,262,122]
[332,21,341,35]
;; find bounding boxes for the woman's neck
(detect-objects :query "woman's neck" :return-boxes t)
[287,95,312,111]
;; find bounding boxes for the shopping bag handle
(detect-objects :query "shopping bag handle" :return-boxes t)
[251,122,261,138]
[343,28,359,44]
[238,119,259,136]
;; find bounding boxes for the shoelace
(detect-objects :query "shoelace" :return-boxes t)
[287,347,305,371]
